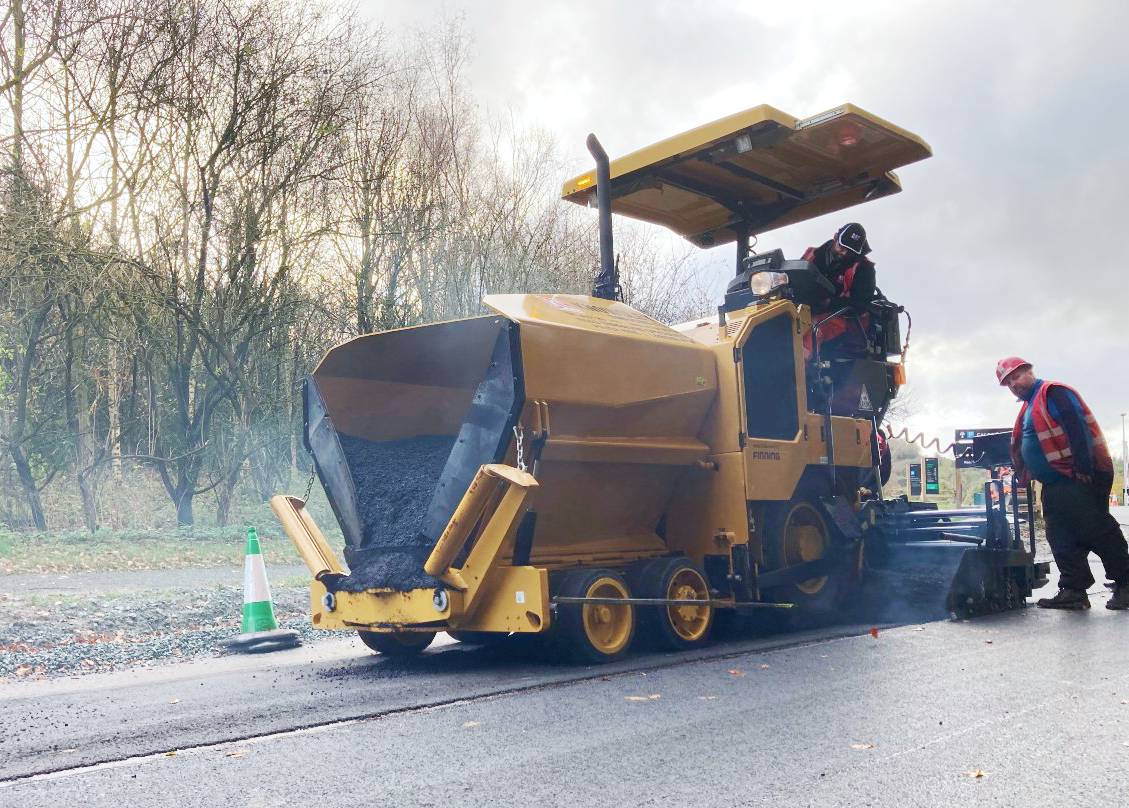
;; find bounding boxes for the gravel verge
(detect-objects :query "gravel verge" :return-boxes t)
[0,583,323,682]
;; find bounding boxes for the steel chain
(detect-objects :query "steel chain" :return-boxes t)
[301,470,316,504]
[513,424,526,472]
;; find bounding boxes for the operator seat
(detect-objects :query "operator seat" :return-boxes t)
[811,292,902,420]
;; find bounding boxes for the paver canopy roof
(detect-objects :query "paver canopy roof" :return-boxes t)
[561,103,932,248]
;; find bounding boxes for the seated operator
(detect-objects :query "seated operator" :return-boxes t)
[800,222,877,360]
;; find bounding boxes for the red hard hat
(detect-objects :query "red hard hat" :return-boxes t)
[996,356,1032,385]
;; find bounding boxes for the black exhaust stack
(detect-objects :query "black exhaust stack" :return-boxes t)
[587,134,620,301]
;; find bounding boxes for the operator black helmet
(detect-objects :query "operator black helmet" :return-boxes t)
[835,222,871,255]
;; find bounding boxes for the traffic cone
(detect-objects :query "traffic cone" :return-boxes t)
[225,526,301,653]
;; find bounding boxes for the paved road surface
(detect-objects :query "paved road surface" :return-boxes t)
[2,565,1126,807]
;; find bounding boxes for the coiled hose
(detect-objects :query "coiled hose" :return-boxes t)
[882,425,958,456]
[883,310,960,455]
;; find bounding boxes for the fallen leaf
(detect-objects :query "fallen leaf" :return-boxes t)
[164,751,177,757]
[869,628,879,639]
[168,699,180,704]
[850,743,876,750]
[225,750,247,758]
[758,664,770,669]
[727,669,745,677]
[462,721,480,728]
[965,769,987,779]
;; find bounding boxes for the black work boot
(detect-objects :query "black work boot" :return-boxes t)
[1106,585,1129,611]
[1036,588,1091,610]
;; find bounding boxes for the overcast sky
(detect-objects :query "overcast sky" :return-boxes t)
[361,0,1129,451]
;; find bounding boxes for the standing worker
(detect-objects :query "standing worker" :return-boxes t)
[996,357,1129,609]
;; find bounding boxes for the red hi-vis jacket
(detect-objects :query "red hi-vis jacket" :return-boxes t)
[801,245,864,307]
[800,244,870,355]
[1009,381,1113,484]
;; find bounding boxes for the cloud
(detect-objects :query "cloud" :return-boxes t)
[358,0,1129,442]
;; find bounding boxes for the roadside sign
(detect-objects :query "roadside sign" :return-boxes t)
[908,463,922,496]
[954,427,1011,469]
[924,457,940,495]
[954,429,1008,441]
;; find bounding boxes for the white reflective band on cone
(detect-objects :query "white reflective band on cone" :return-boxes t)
[243,553,273,604]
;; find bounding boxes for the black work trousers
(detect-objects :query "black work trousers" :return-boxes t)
[1041,472,1129,591]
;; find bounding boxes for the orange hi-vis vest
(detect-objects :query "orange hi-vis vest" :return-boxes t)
[1010,381,1112,484]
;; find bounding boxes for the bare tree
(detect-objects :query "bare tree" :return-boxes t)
[0,5,707,531]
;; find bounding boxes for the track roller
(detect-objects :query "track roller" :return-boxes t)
[551,568,635,664]
[357,630,435,657]
[447,630,513,647]
[629,557,714,651]
[763,494,845,613]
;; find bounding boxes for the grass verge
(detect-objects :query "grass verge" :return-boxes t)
[0,527,322,575]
